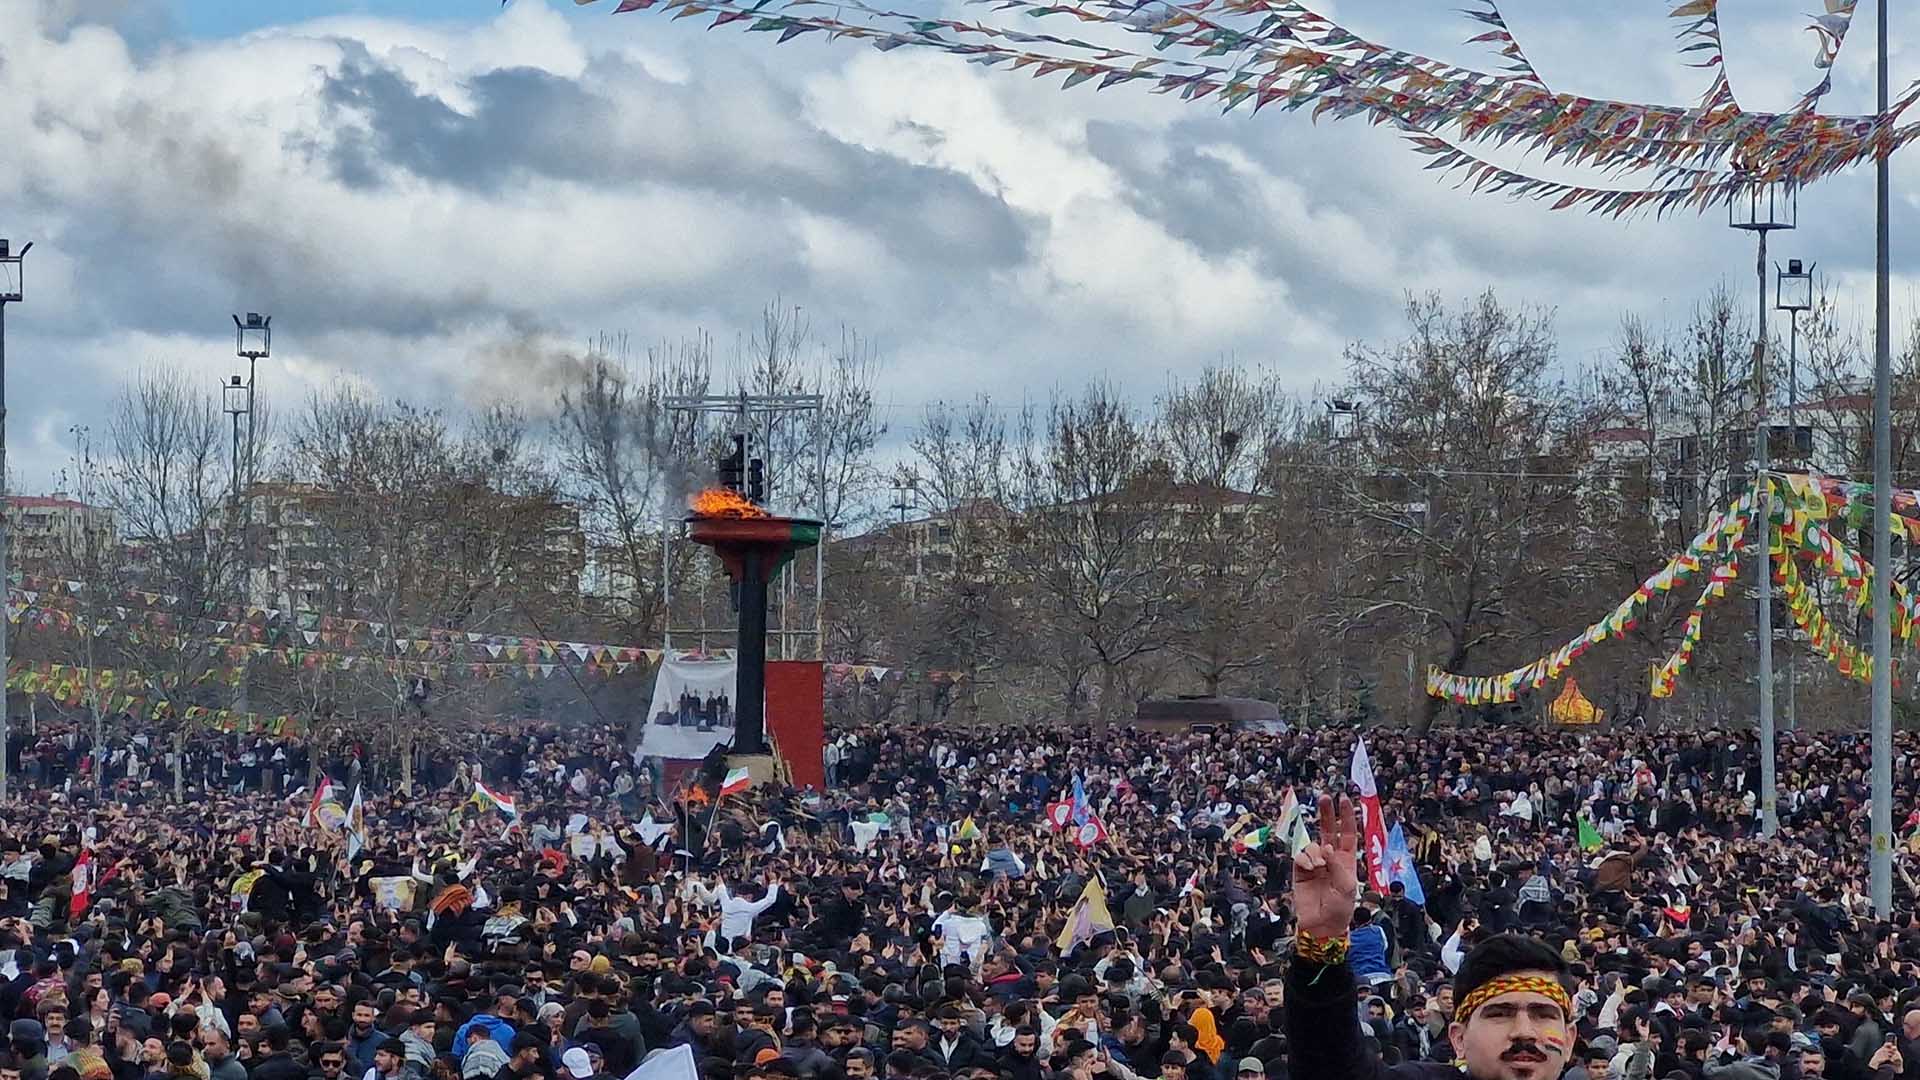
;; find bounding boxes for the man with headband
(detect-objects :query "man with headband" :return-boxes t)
[1284,794,1576,1080]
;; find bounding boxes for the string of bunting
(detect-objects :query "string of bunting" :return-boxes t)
[1797,0,1859,110]
[1425,491,1753,705]
[1776,536,1872,682]
[1435,473,1920,706]
[1648,512,1749,699]
[3,598,665,682]
[1461,0,1542,85]
[13,574,663,665]
[583,0,1920,215]
[6,660,303,737]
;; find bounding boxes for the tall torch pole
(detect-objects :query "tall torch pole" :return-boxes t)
[1870,0,1894,919]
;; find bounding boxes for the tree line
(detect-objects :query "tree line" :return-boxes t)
[23,286,1920,768]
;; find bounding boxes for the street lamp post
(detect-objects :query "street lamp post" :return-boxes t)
[1776,257,1815,734]
[232,314,269,500]
[1731,181,1794,838]
[223,375,249,506]
[0,239,28,805]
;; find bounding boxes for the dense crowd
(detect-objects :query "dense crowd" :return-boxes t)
[1,719,1919,1080]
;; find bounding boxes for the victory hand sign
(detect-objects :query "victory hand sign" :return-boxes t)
[1292,794,1362,940]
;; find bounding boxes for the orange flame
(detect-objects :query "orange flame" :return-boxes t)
[690,487,768,519]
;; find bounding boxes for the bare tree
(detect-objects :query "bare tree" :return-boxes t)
[1337,292,1586,732]
[556,333,718,645]
[897,395,1016,717]
[1007,383,1177,723]
[97,367,248,798]
[1156,365,1289,695]
[287,388,568,792]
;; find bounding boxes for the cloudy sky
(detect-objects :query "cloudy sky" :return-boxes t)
[1,0,1915,489]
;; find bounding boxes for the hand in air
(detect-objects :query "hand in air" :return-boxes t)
[1292,794,1361,940]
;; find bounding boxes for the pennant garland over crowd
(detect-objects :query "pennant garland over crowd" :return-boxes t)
[579,0,1907,217]
[1428,474,1920,708]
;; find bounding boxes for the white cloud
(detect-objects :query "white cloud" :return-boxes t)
[0,0,1915,492]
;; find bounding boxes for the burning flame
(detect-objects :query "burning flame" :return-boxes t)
[690,487,769,519]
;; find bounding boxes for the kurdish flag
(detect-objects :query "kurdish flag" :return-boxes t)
[1234,825,1274,852]
[304,777,339,828]
[719,767,753,797]
[955,816,982,842]
[472,778,519,820]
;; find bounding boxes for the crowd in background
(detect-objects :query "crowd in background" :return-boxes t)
[0,718,1916,1080]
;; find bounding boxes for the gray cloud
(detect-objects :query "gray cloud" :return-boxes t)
[3,0,1919,493]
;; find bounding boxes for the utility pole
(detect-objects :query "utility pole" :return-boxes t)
[1871,0,1894,918]
[0,239,30,805]
[1731,182,1792,838]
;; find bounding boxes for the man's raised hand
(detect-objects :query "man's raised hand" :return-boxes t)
[1292,794,1361,940]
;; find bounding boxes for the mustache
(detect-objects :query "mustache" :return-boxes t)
[1501,1040,1551,1060]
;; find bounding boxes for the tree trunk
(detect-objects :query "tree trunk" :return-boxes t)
[172,729,185,802]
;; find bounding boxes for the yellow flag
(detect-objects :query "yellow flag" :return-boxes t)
[1056,878,1116,953]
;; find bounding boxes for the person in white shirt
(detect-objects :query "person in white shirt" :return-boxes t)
[685,876,783,943]
[932,895,993,969]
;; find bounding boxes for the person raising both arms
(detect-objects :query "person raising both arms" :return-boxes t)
[1285,794,1582,1080]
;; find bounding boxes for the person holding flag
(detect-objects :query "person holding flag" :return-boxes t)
[345,785,368,862]
[1351,737,1391,895]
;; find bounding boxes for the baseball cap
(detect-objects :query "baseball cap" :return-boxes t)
[1236,1060,1263,1076]
[561,1049,594,1079]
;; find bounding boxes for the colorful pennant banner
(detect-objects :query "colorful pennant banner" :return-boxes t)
[582,0,1920,216]
[1425,491,1753,705]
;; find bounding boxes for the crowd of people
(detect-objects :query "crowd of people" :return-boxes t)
[0,718,1917,1080]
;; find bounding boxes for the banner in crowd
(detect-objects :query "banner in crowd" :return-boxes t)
[637,654,739,760]
[1350,738,1390,894]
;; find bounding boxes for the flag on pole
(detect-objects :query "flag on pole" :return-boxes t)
[1273,787,1312,855]
[305,777,338,828]
[345,785,368,861]
[1045,801,1073,830]
[471,778,518,820]
[1234,826,1274,852]
[1384,824,1426,906]
[719,767,752,797]
[1070,776,1091,826]
[955,816,982,842]
[70,849,93,919]
[1287,812,1313,856]
[1071,816,1108,848]
[1055,877,1117,954]
[1351,738,1391,894]
[1577,814,1604,852]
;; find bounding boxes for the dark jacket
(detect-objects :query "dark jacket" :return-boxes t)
[931,1035,987,1072]
[251,1051,311,1080]
[1283,957,1462,1079]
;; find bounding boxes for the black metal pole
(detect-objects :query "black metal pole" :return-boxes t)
[735,551,768,755]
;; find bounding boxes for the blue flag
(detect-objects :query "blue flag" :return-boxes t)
[1385,824,1426,906]
[1071,776,1091,826]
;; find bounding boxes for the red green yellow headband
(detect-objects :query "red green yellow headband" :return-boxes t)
[1456,975,1571,1023]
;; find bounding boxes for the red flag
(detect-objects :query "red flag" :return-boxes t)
[1350,738,1391,895]
[70,849,92,919]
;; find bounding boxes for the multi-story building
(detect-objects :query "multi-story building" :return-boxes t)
[7,494,115,573]
[236,482,586,613]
